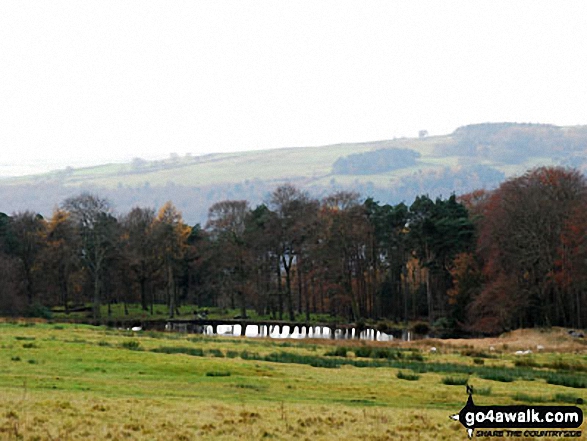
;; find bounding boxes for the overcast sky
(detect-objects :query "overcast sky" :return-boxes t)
[1,1,587,172]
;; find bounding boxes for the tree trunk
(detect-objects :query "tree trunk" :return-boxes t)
[283,255,295,321]
[168,264,175,319]
[276,258,283,320]
[93,271,101,320]
[140,277,148,311]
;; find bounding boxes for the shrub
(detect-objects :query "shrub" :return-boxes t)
[412,322,430,335]
[473,358,485,365]
[27,303,52,320]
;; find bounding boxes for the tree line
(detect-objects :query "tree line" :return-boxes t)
[0,166,585,335]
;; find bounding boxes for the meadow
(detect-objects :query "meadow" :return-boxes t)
[0,321,585,440]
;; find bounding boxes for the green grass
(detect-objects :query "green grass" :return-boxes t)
[0,321,586,440]
[51,303,349,324]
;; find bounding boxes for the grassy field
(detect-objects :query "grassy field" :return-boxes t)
[50,304,347,325]
[0,321,585,440]
[4,135,522,190]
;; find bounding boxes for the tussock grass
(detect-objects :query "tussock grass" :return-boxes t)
[553,393,584,404]
[474,386,492,396]
[512,393,548,403]
[546,373,587,389]
[478,371,515,383]
[397,371,420,381]
[205,371,231,377]
[324,347,348,357]
[151,346,204,356]
[0,321,585,440]
[120,340,142,351]
[441,376,468,386]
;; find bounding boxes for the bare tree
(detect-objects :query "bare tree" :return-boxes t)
[62,193,115,320]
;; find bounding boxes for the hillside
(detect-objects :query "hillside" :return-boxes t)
[1,123,586,224]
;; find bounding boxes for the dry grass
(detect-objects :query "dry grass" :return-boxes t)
[0,389,464,441]
[408,327,586,353]
[0,322,585,440]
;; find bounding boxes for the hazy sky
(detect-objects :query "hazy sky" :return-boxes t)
[2,1,587,171]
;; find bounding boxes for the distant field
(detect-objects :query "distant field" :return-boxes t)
[3,136,520,190]
[0,322,585,440]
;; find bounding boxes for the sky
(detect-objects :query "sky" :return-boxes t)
[1,1,587,174]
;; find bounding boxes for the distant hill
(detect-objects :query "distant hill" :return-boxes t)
[1,123,586,224]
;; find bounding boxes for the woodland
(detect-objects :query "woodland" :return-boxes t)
[0,166,585,336]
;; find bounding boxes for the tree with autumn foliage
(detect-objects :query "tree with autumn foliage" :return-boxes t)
[41,209,81,313]
[472,167,587,332]
[152,202,191,318]
[120,207,159,312]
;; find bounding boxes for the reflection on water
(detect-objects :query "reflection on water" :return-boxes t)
[206,324,394,342]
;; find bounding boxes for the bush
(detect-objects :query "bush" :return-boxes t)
[412,322,430,336]
[27,303,53,320]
